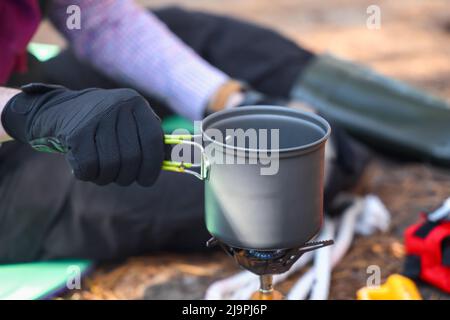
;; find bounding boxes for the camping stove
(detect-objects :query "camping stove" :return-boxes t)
[206,237,333,299]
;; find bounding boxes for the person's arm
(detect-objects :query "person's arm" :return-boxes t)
[49,0,230,120]
[0,87,20,142]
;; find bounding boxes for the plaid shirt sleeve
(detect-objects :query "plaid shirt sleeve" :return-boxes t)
[49,0,228,120]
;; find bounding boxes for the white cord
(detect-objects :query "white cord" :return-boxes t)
[428,197,450,222]
[355,194,390,235]
[310,219,336,300]
[287,199,363,299]
[204,271,256,300]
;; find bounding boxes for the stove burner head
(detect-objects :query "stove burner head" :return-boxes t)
[206,238,334,275]
[247,249,286,260]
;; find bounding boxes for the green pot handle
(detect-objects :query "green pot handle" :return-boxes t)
[163,134,210,180]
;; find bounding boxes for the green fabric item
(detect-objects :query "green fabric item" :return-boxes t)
[292,54,450,166]
[27,43,61,62]
[0,260,91,300]
[162,115,194,134]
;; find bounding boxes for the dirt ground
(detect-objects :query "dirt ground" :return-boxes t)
[44,0,450,300]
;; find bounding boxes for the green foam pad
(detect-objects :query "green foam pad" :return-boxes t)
[162,115,194,134]
[0,260,92,300]
[28,43,61,62]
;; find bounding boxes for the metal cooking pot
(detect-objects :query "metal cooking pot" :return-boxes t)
[163,106,331,250]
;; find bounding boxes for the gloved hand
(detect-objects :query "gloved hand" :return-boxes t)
[1,83,164,186]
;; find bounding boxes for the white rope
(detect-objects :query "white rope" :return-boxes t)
[204,270,256,300]
[288,195,390,300]
[309,219,336,300]
[285,268,316,300]
[287,198,364,299]
[355,194,390,235]
[428,197,450,222]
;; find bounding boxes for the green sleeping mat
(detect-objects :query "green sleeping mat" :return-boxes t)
[0,260,92,300]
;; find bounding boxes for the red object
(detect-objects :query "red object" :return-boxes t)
[0,0,41,84]
[404,214,450,293]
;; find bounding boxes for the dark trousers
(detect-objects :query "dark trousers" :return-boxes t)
[0,7,314,262]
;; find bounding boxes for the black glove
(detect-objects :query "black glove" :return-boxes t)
[1,83,164,186]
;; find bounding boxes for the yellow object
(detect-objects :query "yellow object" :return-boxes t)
[251,290,284,300]
[357,274,422,300]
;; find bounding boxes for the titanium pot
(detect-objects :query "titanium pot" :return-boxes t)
[163,106,331,250]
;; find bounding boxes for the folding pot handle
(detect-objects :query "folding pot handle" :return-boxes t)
[162,134,210,180]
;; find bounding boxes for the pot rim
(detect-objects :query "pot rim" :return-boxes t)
[201,105,331,154]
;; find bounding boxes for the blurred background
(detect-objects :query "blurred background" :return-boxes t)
[30,0,449,299]
[34,0,450,98]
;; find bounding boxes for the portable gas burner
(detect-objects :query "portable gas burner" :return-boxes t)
[207,237,334,299]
